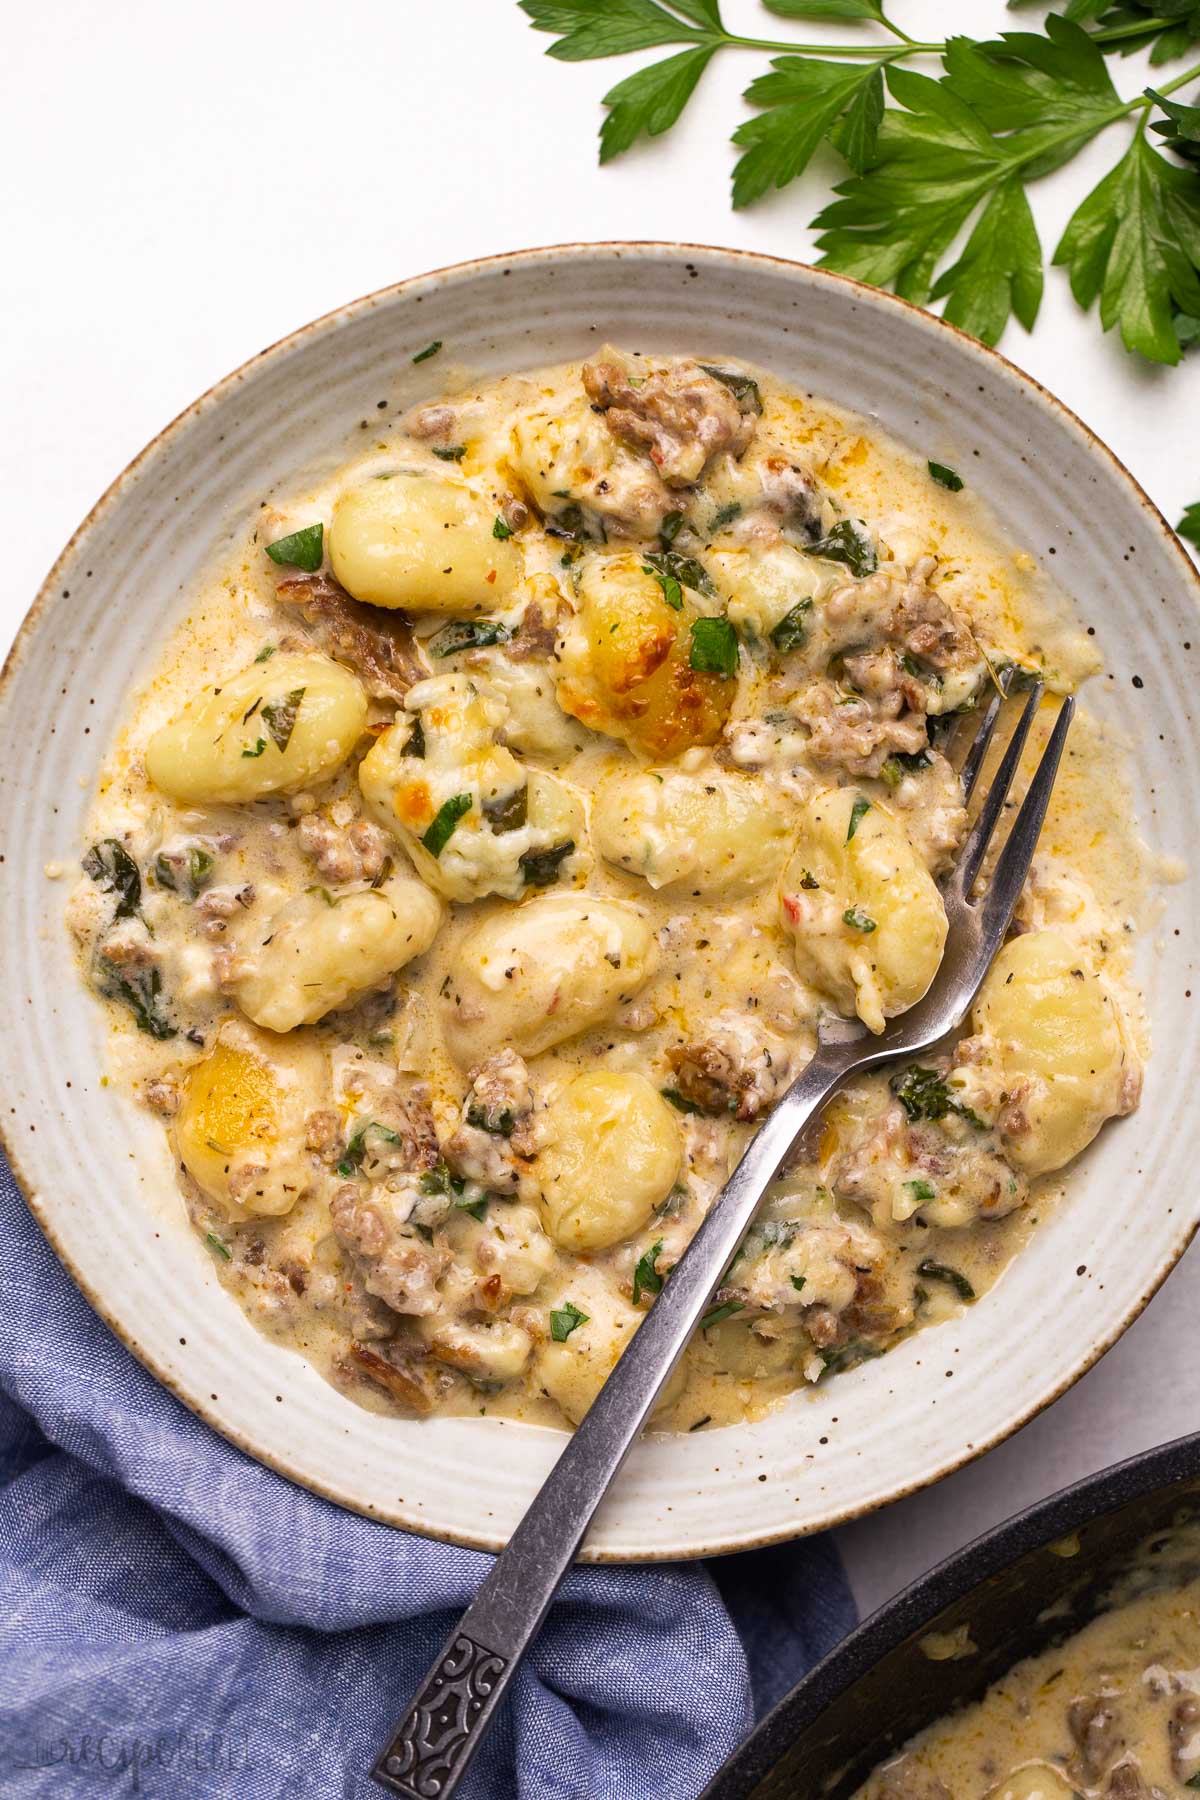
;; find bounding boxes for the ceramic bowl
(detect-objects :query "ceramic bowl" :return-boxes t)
[2,244,1196,1561]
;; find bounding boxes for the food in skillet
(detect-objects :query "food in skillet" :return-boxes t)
[68,346,1145,1431]
[855,1526,1200,1799]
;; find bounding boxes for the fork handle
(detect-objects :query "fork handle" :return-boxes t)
[370,1042,856,1799]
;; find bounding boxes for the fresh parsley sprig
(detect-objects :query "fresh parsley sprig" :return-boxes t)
[517,0,1200,363]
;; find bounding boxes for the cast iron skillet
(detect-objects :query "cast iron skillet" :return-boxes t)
[703,1432,1200,1799]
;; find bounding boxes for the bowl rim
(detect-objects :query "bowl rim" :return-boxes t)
[701,1428,1200,1797]
[4,240,1199,1559]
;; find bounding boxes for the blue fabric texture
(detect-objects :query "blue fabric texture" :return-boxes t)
[0,1159,856,1799]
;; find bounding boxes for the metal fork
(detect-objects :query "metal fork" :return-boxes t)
[370,679,1072,1800]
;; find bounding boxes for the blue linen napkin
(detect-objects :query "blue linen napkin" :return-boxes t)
[0,1158,855,1798]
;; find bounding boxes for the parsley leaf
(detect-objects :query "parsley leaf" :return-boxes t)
[429,618,512,657]
[642,548,714,595]
[1178,501,1200,546]
[493,514,514,540]
[846,795,871,840]
[807,519,877,576]
[601,45,719,162]
[633,1240,665,1303]
[519,0,719,63]
[265,523,323,571]
[550,1300,590,1341]
[772,598,813,654]
[917,1258,976,1302]
[1055,126,1200,363]
[733,59,885,208]
[412,339,443,363]
[928,461,964,490]
[689,616,739,677]
[82,839,143,922]
[1150,87,1200,168]
[422,793,473,857]
[891,1064,987,1130]
[763,0,886,17]
[261,687,305,753]
[842,904,877,932]
[700,1299,744,1330]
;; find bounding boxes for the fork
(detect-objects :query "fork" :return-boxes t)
[370,678,1072,1800]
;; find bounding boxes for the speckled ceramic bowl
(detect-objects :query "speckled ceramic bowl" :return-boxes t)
[2,244,1196,1561]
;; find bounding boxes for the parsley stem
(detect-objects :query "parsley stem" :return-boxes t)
[878,10,920,47]
[723,35,942,58]
[1091,16,1179,44]
[1145,58,1200,100]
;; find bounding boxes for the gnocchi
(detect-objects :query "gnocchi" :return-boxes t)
[226,878,444,1033]
[145,653,367,805]
[538,1072,681,1252]
[780,788,947,1033]
[357,673,585,902]
[592,763,793,895]
[175,1020,326,1218]
[442,894,658,1066]
[555,551,735,758]
[950,929,1140,1175]
[328,467,520,611]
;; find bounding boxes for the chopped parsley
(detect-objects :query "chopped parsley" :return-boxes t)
[454,1194,489,1223]
[154,846,213,900]
[483,786,528,833]
[241,738,267,759]
[550,1300,589,1342]
[632,1241,665,1305]
[928,461,964,492]
[422,793,472,857]
[846,795,871,841]
[412,340,443,363]
[642,549,714,597]
[689,616,738,679]
[710,500,742,532]
[771,598,812,655]
[492,514,514,540]
[917,1259,976,1303]
[519,840,574,887]
[94,955,174,1040]
[842,905,877,933]
[402,716,426,759]
[253,644,277,663]
[906,1179,936,1203]
[881,750,933,787]
[660,510,684,547]
[430,618,512,658]
[790,1274,807,1294]
[82,839,142,922]
[205,1232,232,1261]
[891,1065,987,1131]
[262,686,305,753]
[661,1087,704,1116]
[700,365,763,415]
[700,1299,744,1331]
[431,444,466,461]
[807,520,877,578]
[337,1121,402,1178]
[265,523,324,572]
[643,563,682,610]
[465,1099,516,1138]
[818,1341,884,1378]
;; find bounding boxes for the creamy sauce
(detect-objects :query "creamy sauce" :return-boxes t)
[67,348,1147,1433]
[856,1526,1200,1799]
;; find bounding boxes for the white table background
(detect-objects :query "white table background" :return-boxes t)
[5,1,1199,1622]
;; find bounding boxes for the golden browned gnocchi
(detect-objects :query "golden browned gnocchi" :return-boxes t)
[555,551,735,758]
[780,788,947,1033]
[328,467,520,611]
[73,343,1145,1438]
[175,1020,326,1218]
[145,652,367,804]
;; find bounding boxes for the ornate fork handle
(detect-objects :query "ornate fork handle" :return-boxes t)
[370,1040,860,1799]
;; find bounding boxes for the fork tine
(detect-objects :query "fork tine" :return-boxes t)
[949,680,1044,900]
[980,695,1075,939]
[956,685,1006,804]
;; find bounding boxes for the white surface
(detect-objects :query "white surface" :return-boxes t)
[3,0,1198,1607]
